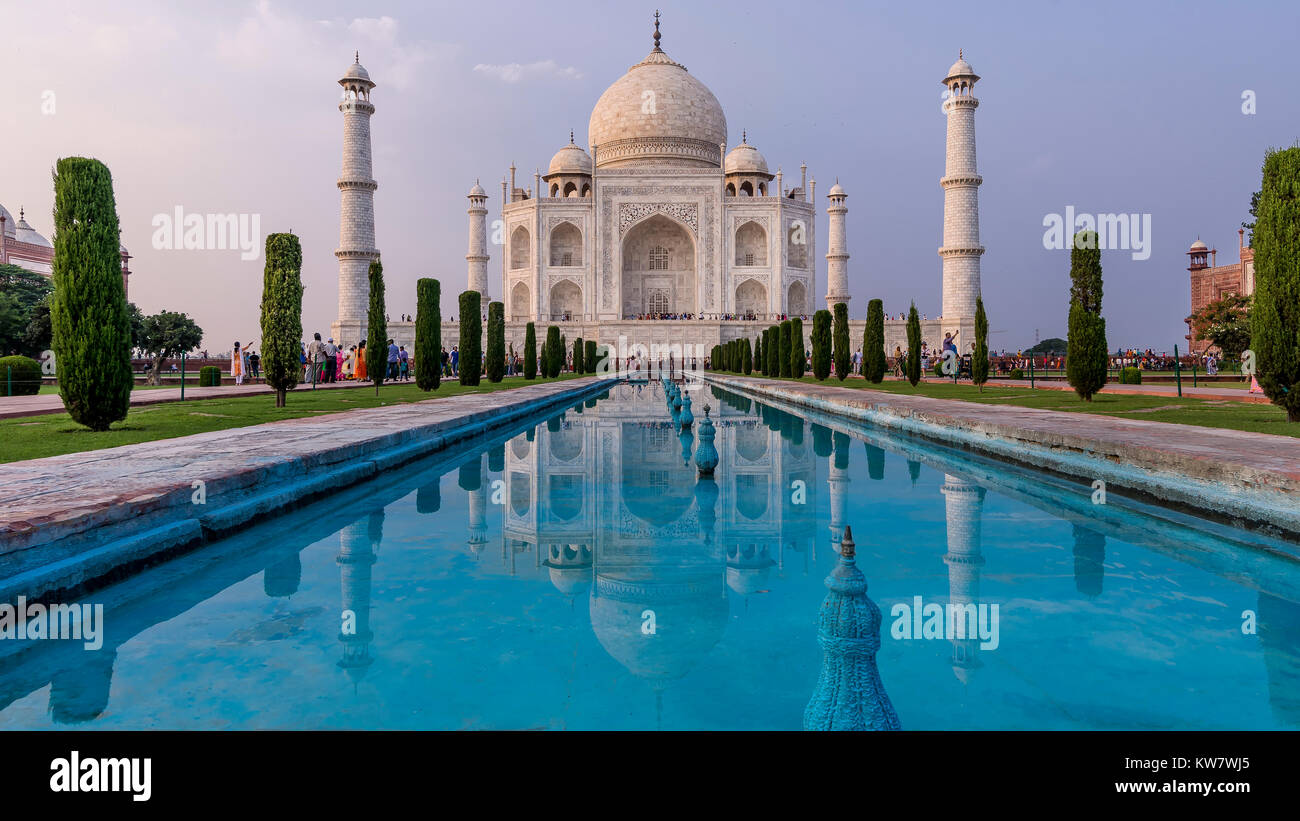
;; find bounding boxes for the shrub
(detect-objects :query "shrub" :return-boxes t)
[0,354,41,395]
[832,302,849,380]
[1009,368,1024,380]
[49,156,133,430]
[458,291,482,386]
[198,365,222,387]
[1120,366,1142,384]
[811,310,832,380]
[415,278,441,391]
[485,301,505,383]
[863,299,885,383]
[524,322,537,379]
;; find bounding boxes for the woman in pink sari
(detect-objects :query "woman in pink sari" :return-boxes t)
[336,347,344,381]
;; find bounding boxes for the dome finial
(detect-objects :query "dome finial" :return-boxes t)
[18,207,23,220]
[742,129,746,144]
[959,48,963,60]
[570,129,575,144]
[355,50,359,63]
[653,9,662,51]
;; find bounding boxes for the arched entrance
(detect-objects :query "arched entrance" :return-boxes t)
[549,280,582,320]
[510,281,530,320]
[735,279,766,317]
[621,213,696,318]
[787,280,807,316]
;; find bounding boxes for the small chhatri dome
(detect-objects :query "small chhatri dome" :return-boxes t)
[547,132,594,176]
[588,11,728,169]
[724,133,768,175]
[827,179,846,197]
[342,51,373,84]
[945,50,978,81]
[1190,238,1209,251]
[468,179,486,196]
[12,207,52,248]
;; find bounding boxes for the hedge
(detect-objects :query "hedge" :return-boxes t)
[0,354,42,396]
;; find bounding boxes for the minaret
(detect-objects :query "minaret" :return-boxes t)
[466,180,489,300]
[939,51,984,325]
[941,473,986,683]
[827,432,850,553]
[824,180,849,310]
[334,53,379,348]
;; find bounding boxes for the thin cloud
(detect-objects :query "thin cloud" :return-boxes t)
[473,59,583,84]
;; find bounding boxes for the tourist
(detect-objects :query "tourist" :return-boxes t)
[356,340,368,381]
[301,344,310,382]
[323,338,338,383]
[232,342,244,386]
[399,345,410,380]
[306,333,327,384]
[385,339,399,381]
[248,349,260,382]
[441,347,450,377]
[241,345,251,384]
[344,346,355,379]
[335,344,345,381]
[451,346,460,376]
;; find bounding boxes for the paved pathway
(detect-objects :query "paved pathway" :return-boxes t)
[979,378,1267,403]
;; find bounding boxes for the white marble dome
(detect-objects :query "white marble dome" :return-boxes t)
[468,180,486,196]
[547,139,593,176]
[1190,238,1209,251]
[588,46,727,169]
[724,140,768,175]
[946,56,976,79]
[13,214,51,248]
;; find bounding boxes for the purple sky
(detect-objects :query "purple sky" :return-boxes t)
[2,0,1294,354]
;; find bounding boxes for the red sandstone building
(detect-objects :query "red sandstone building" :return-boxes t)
[0,203,131,299]
[1184,228,1254,354]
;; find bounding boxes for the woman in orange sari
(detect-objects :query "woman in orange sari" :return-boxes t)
[355,340,367,381]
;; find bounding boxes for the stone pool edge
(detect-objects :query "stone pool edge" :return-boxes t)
[0,377,614,605]
[696,373,1300,540]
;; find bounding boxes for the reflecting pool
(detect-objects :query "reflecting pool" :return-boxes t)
[1,381,1298,730]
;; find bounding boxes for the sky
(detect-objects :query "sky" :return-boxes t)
[1,0,1295,354]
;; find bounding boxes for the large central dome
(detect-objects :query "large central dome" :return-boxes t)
[588,23,727,169]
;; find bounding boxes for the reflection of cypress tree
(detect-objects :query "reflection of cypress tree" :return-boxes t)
[832,431,849,471]
[790,417,804,447]
[263,553,302,598]
[584,397,597,409]
[48,649,117,725]
[803,528,900,730]
[547,415,561,433]
[1071,523,1106,598]
[866,444,885,481]
[458,461,481,492]
[488,443,504,473]
[812,424,833,459]
[526,427,535,442]
[907,460,921,485]
[1258,591,1300,727]
[416,479,442,514]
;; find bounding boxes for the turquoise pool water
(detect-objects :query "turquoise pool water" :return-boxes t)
[1,381,1297,730]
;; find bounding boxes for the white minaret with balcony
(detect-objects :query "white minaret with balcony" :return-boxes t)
[333,53,378,348]
[939,51,983,327]
[466,180,490,300]
[824,181,849,310]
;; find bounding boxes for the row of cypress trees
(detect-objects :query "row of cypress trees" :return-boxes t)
[709,338,754,374]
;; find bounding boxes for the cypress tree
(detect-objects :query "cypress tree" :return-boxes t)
[485,300,505,383]
[49,157,132,430]
[259,233,304,407]
[742,338,753,374]
[523,322,537,379]
[585,339,597,373]
[905,302,922,386]
[811,309,832,380]
[1066,230,1107,401]
[972,296,990,392]
[790,317,805,378]
[545,325,561,377]
[573,336,584,375]
[560,333,567,373]
[779,321,792,377]
[458,290,481,386]
[863,298,886,383]
[767,326,778,376]
[754,334,763,374]
[414,277,441,391]
[1250,146,1300,422]
[366,259,388,395]
[832,302,850,380]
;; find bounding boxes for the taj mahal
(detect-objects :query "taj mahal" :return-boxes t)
[331,14,986,359]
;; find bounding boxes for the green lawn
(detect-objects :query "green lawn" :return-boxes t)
[735,374,1297,438]
[1,374,588,463]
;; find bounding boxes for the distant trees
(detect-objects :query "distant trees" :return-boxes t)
[458,290,481,386]
[862,298,885,383]
[832,302,849,380]
[49,157,133,430]
[138,310,203,385]
[811,309,832,380]
[0,264,54,357]
[1066,230,1108,401]
[1190,293,1252,362]
[414,278,441,391]
[1250,146,1300,422]
[260,233,303,407]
